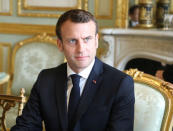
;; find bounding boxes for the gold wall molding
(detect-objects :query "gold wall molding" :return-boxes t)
[84,0,88,11]
[0,23,56,35]
[135,0,139,4]
[139,0,153,4]
[0,0,12,16]
[0,42,11,73]
[95,0,113,19]
[115,0,129,28]
[170,0,173,14]
[17,0,88,18]
[0,23,110,36]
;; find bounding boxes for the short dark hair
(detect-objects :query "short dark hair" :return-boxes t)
[129,5,139,15]
[55,9,98,41]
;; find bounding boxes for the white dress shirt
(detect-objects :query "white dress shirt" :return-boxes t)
[131,20,139,27]
[66,59,95,108]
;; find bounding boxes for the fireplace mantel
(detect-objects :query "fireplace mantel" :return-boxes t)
[100,28,173,70]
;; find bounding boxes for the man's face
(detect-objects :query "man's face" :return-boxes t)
[131,8,139,22]
[57,20,98,73]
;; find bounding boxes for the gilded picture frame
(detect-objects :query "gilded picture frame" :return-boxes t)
[17,0,85,18]
[170,0,173,14]
[23,0,81,11]
[0,0,12,16]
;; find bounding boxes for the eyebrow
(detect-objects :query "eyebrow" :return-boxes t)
[82,35,93,39]
[65,35,94,40]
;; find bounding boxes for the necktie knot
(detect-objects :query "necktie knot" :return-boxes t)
[71,74,81,87]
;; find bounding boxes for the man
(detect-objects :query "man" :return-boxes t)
[11,9,134,131]
[125,58,173,84]
[129,5,139,27]
[125,58,163,76]
[155,64,173,84]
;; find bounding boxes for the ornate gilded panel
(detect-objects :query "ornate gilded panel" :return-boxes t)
[115,0,129,28]
[17,0,88,18]
[95,0,113,19]
[0,0,12,16]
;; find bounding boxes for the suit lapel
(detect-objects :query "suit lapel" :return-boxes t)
[72,58,104,127]
[55,64,68,131]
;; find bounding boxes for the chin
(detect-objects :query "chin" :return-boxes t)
[77,63,90,69]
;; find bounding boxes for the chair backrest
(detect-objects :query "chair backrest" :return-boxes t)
[8,33,64,96]
[125,69,173,131]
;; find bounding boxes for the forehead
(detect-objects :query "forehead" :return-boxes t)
[134,8,139,13]
[60,20,96,37]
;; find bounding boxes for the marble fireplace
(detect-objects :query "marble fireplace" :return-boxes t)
[100,28,173,71]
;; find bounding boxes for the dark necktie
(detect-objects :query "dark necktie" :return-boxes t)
[68,74,81,128]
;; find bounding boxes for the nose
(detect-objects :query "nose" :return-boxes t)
[76,40,85,53]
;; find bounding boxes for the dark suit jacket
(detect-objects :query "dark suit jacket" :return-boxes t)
[163,64,173,83]
[11,58,135,131]
[125,58,163,75]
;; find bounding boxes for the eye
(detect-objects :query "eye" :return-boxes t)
[68,39,77,44]
[83,37,91,43]
[65,39,77,47]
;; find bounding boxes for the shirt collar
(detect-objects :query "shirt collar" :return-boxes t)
[67,59,95,79]
[131,21,139,26]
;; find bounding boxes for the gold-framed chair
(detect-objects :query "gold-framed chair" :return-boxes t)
[8,33,64,96]
[0,33,64,130]
[125,69,173,131]
[0,88,26,131]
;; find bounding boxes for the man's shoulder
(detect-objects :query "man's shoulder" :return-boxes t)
[102,61,127,78]
[39,63,67,76]
[95,58,126,77]
[99,60,134,93]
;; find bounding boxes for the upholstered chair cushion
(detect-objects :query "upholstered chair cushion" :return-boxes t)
[11,42,64,96]
[134,82,165,131]
[5,106,18,129]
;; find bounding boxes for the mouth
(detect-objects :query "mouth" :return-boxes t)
[75,56,89,61]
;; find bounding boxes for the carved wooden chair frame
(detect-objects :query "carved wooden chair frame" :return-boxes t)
[0,88,26,131]
[125,69,173,131]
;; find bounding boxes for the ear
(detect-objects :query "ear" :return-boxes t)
[57,39,64,52]
[95,33,99,48]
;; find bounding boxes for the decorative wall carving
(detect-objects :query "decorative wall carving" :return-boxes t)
[99,35,115,66]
